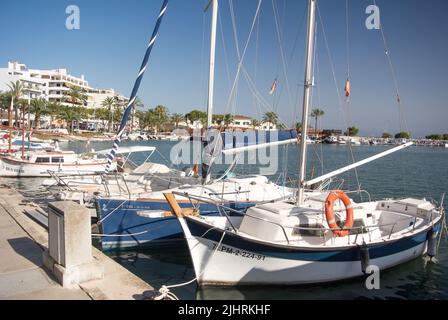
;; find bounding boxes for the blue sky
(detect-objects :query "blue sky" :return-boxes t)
[1,0,447,137]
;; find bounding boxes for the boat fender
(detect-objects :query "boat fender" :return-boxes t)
[360,243,370,274]
[427,228,438,258]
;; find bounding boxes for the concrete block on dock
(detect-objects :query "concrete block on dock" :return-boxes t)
[43,201,104,289]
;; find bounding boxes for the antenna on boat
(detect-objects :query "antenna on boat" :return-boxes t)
[297,0,317,205]
[102,0,169,177]
[202,0,219,185]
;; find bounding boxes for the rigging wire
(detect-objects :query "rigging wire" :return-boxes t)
[225,0,263,116]
[271,0,295,121]
[218,10,232,89]
[316,2,361,192]
[371,0,410,199]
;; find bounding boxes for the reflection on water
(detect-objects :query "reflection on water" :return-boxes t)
[3,140,448,300]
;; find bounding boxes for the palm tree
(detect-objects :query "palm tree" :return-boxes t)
[295,122,303,132]
[310,108,325,134]
[223,114,234,129]
[47,102,62,128]
[131,97,144,132]
[59,106,81,134]
[153,105,169,132]
[251,119,260,130]
[102,97,115,132]
[65,86,87,107]
[0,92,12,123]
[171,113,184,128]
[262,111,279,130]
[7,80,24,127]
[29,98,48,129]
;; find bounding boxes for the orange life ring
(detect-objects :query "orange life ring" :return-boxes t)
[325,190,354,237]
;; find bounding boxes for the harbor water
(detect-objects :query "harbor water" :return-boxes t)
[3,140,447,300]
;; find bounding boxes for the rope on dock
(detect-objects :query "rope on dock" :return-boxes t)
[151,230,226,300]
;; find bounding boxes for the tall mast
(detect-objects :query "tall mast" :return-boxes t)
[297,0,317,205]
[206,0,218,128]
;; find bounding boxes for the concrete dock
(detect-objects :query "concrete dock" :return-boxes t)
[0,185,154,300]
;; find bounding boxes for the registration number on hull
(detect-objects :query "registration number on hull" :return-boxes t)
[211,243,266,261]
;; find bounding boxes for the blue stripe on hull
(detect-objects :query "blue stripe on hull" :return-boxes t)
[186,217,440,262]
[96,199,254,250]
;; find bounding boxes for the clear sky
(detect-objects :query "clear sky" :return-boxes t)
[1,0,447,137]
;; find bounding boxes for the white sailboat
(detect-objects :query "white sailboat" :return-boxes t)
[164,0,446,286]
[44,0,297,250]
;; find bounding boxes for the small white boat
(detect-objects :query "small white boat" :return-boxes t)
[167,192,444,286]
[0,150,116,177]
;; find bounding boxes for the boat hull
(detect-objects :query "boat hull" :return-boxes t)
[96,198,255,250]
[0,157,112,177]
[181,217,442,286]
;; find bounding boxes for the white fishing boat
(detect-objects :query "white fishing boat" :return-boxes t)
[164,0,446,286]
[0,149,116,177]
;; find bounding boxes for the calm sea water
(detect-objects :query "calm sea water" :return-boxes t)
[4,140,448,300]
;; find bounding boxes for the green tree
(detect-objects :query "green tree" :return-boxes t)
[29,98,48,129]
[59,106,82,134]
[0,92,12,122]
[251,119,260,129]
[186,110,207,127]
[223,114,234,129]
[262,111,279,129]
[382,133,392,139]
[395,132,411,139]
[7,80,24,127]
[102,97,115,132]
[295,122,303,132]
[345,126,359,137]
[443,134,448,141]
[425,134,442,140]
[171,113,184,128]
[310,108,325,133]
[65,86,87,107]
[47,102,62,128]
[130,97,144,132]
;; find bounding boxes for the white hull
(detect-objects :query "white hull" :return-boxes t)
[183,231,427,286]
[0,158,114,177]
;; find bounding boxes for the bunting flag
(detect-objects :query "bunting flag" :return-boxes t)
[344,78,351,98]
[269,78,278,96]
[103,0,169,175]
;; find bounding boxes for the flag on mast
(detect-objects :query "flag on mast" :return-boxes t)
[344,78,351,98]
[269,78,278,96]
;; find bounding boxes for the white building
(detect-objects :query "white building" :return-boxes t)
[0,62,46,101]
[1,61,128,109]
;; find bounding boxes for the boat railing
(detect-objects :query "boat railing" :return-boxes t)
[170,191,421,246]
[47,170,74,191]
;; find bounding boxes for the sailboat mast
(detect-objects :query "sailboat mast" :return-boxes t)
[297,0,317,205]
[206,0,218,128]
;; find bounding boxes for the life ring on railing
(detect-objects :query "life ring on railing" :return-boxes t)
[325,190,354,237]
